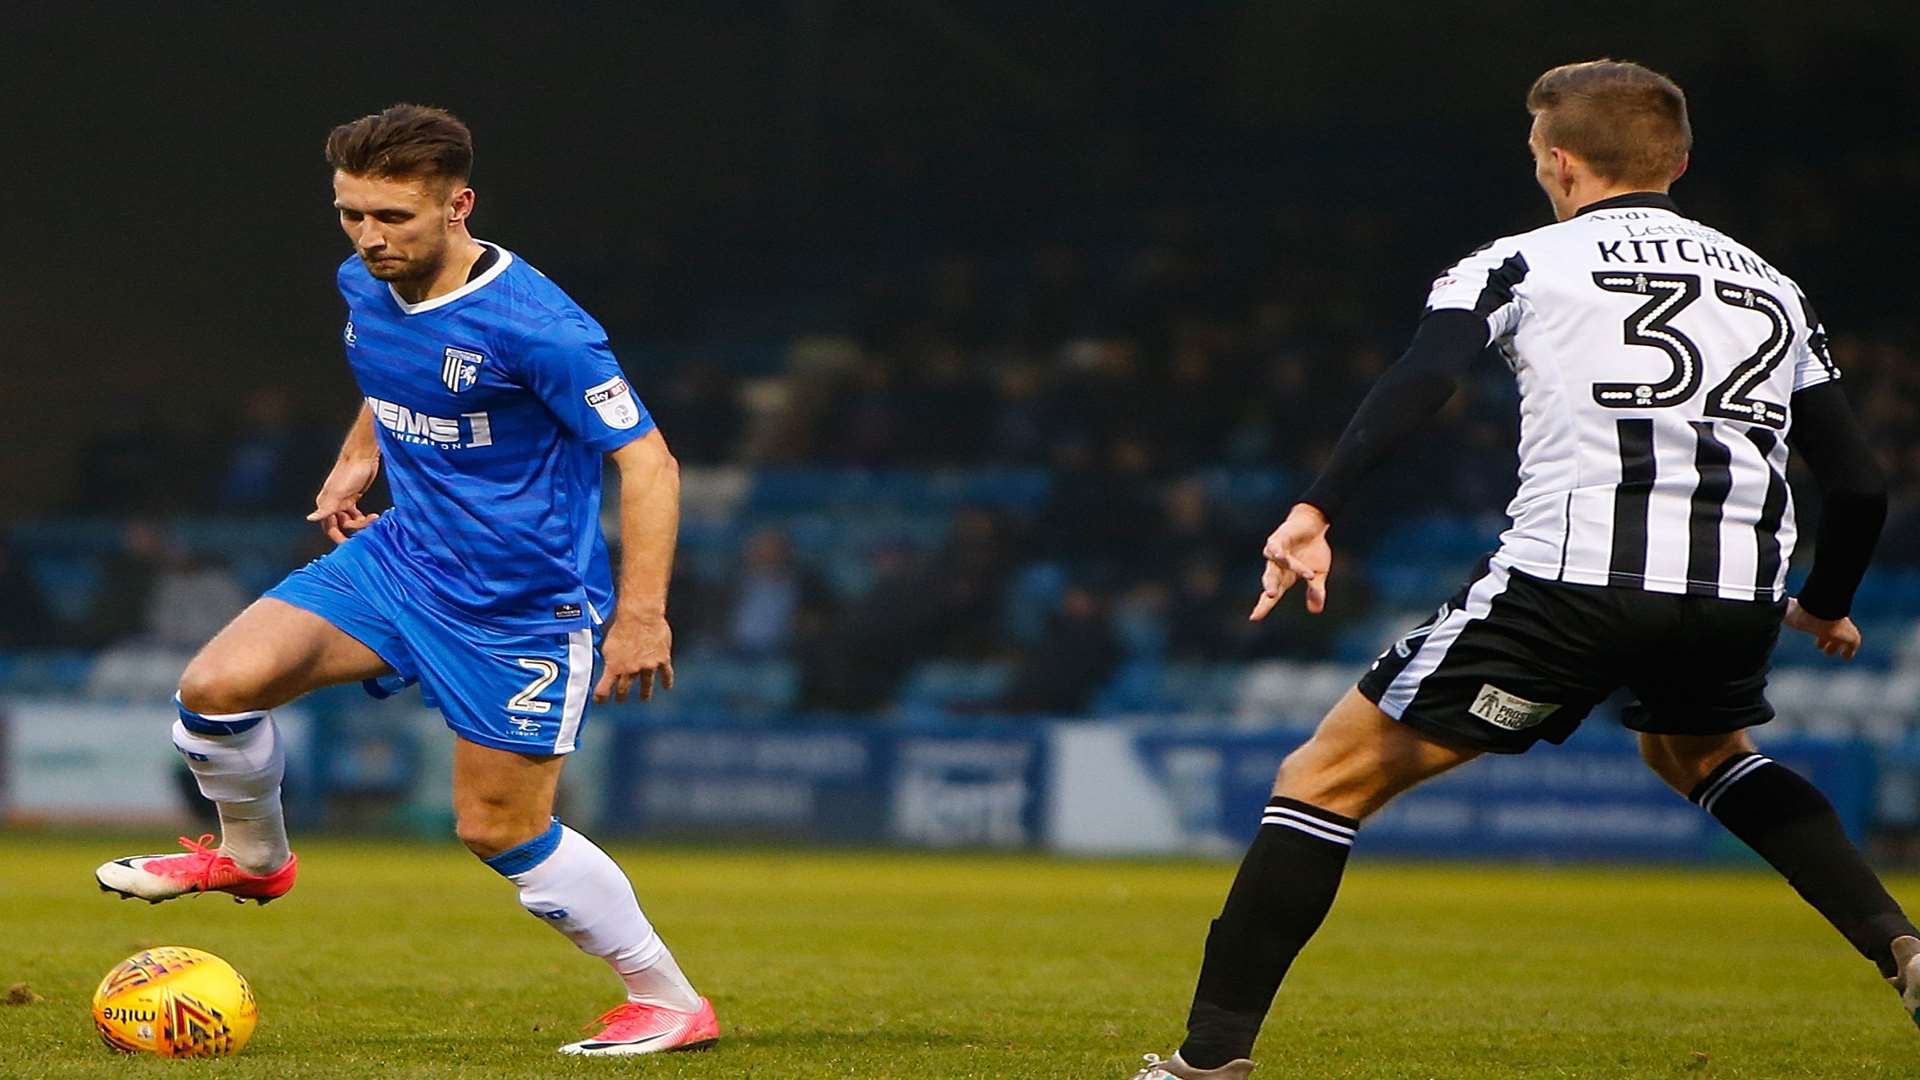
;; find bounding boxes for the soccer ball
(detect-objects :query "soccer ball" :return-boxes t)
[91,946,257,1057]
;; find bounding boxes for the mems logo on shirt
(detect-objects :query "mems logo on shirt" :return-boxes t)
[585,376,640,429]
[366,396,494,449]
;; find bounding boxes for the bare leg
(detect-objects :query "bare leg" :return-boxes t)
[177,597,390,714]
[1274,687,1482,818]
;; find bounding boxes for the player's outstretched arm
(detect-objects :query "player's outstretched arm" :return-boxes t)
[1783,380,1887,662]
[306,403,382,544]
[596,429,680,703]
[1249,310,1489,620]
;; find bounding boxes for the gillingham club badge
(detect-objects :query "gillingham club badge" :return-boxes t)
[442,346,485,393]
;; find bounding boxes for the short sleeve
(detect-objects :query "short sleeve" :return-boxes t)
[1425,238,1530,342]
[515,315,657,452]
[1790,284,1841,393]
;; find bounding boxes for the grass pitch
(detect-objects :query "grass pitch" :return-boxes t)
[1,835,1916,1078]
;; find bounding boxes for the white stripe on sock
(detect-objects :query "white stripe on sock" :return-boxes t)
[1261,815,1355,847]
[1263,805,1356,837]
[1700,755,1772,814]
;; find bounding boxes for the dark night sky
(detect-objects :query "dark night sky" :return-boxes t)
[4,2,1915,514]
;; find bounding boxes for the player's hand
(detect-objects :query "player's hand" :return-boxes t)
[307,455,382,544]
[1251,503,1333,621]
[1784,598,1862,660]
[595,614,674,703]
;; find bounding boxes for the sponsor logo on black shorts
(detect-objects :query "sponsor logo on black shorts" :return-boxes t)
[1468,684,1561,731]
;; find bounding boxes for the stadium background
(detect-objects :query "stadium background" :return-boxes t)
[4,3,1919,858]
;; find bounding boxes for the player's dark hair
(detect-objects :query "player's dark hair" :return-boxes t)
[1527,60,1690,187]
[324,103,473,186]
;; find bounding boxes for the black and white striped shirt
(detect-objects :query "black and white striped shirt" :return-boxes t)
[1426,193,1838,602]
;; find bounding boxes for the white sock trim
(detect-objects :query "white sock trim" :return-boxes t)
[1699,754,1774,814]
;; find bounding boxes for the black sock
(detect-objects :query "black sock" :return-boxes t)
[1179,796,1357,1069]
[1692,751,1917,977]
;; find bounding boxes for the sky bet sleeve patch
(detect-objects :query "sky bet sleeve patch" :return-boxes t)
[584,375,641,430]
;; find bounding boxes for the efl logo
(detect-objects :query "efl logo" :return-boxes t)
[443,347,484,393]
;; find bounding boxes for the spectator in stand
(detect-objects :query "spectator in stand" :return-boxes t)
[726,529,822,658]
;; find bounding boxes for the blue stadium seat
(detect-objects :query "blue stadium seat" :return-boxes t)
[666,651,799,719]
[8,519,124,556]
[1366,511,1501,565]
[25,556,103,624]
[1366,562,1447,611]
[1197,467,1297,505]
[0,650,97,694]
[1092,661,1241,715]
[898,660,1014,708]
[1004,562,1068,644]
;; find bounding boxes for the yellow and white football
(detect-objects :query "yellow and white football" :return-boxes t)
[91,946,257,1058]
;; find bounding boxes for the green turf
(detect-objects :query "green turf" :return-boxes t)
[0,835,1915,1078]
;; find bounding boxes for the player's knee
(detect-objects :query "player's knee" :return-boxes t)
[455,803,548,860]
[1639,732,1751,795]
[177,652,274,715]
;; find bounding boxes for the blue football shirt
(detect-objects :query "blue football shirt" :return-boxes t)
[335,242,654,633]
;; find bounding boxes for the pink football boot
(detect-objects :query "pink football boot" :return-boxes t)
[95,833,297,905]
[557,997,720,1056]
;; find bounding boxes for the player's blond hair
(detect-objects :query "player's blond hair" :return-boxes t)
[1527,60,1690,187]
[325,103,473,186]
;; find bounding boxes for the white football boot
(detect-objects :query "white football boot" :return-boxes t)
[1888,935,1920,1029]
[1129,1051,1256,1079]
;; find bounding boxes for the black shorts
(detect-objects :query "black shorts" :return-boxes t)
[1356,557,1787,754]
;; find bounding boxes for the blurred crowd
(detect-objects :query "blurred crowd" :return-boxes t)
[14,193,1918,716]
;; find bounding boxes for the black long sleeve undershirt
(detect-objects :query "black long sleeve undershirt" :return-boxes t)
[1293,315,1885,620]
[1297,309,1490,522]
[1787,380,1887,620]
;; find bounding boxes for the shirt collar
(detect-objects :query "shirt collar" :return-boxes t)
[1574,191,1681,218]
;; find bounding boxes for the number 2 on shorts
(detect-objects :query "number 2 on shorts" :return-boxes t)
[509,658,560,714]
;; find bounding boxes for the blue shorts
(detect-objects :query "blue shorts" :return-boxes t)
[264,537,601,755]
